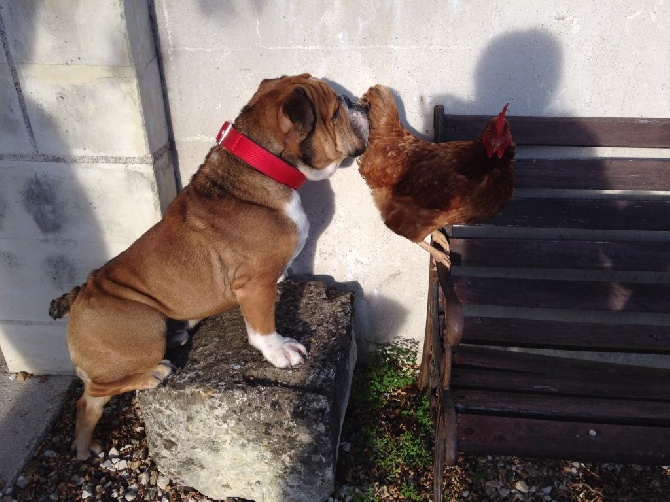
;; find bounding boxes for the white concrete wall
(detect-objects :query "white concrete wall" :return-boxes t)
[2,1,668,373]
[153,0,670,353]
[0,0,175,373]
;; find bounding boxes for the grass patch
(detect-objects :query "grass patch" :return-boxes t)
[336,341,434,499]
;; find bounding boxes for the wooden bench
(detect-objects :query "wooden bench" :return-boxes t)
[418,106,670,500]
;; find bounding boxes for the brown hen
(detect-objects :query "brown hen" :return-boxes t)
[358,85,515,268]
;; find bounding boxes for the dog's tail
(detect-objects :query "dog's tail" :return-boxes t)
[49,286,82,320]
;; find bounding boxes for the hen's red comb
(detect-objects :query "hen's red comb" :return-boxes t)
[495,103,509,136]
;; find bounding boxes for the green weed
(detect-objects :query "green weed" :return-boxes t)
[338,341,434,499]
[400,482,424,501]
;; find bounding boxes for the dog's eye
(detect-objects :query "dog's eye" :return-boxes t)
[331,108,340,122]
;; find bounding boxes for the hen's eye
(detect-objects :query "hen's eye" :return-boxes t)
[332,108,340,122]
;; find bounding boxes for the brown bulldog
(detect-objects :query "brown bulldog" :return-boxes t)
[49,74,369,460]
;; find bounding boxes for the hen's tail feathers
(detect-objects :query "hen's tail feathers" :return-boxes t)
[49,286,82,320]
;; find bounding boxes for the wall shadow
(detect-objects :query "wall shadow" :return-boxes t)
[289,179,336,277]
[289,272,408,357]
[427,28,565,124]
[437,30,670,365]
[0,2,104,489]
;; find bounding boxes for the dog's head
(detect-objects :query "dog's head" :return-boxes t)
[235,74,369,181]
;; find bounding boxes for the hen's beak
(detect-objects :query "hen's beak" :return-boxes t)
[339,95,353,108]
[488,137,511,159]
[338,95,370,151]
[339,94,368,117]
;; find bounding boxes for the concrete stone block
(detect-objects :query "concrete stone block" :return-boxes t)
[0,322,71,375]
[0,160,164,373]
[137,59,170,155]
[173,138,213,184]
[123,0,171,157]
[0,0,130,66]
[153,151,178,213]
[122,0,156,74]
[20,64,147,157]
[137,280,356,502]
[154,49,228,142]
[156,1,259,55]
[0,64,33,154]
[0,236,106,324]
[0,161,162,244]
[0,0,176,377]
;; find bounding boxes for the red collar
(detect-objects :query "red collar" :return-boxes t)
[216,122,307,190]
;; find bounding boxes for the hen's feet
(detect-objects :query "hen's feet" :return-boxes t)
[431,229,450,254]
[419,241,451,271]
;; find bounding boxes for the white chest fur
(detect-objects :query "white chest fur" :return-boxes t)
[283,191,309,271]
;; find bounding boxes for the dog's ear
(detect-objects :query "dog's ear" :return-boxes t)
[280,87,315,137]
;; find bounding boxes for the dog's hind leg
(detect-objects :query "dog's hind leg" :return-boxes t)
[166,319,190,347]
[72,389,111,460]
[72,361,174,459]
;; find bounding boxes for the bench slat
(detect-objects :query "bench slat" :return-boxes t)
[453,390,670,425]
[452,366,669,401]
[451,226,670,242]
[452,350,670,401]
[461,317,670,354]
[485,198,670,231]
[426,109,670,487]
[515,158,670,191]
[452,345,670,383]
[455,414,670,465]
[452,276,670,313]
[451,238,670,271]
[439,114,670,148]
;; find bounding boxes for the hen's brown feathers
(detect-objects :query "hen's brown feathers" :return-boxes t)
[358,84,515,248]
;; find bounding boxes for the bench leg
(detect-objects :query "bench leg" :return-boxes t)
[433,389,458,500]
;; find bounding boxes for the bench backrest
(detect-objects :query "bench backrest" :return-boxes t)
[433,106,670,355]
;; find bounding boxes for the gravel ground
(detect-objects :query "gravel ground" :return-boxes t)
[1,380,669,501]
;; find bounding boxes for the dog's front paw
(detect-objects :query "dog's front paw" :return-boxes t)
[248,331,307,368]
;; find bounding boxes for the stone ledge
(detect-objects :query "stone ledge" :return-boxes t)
[137,280,356,502]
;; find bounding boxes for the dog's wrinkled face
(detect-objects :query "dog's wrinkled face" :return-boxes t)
[234,73,369,181]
